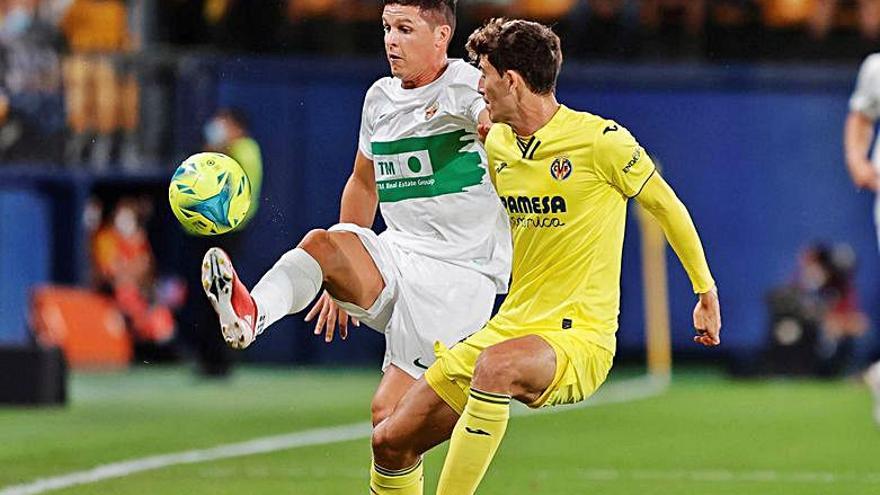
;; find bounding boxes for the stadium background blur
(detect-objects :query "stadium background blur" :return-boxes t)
[2,1,880,494]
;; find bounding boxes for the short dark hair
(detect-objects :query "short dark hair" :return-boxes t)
[216,107,249,131]
[382,0,456,32]
[466,18,562,95]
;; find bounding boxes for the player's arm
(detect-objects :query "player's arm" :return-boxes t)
[635,174,720,346]
[339,150,378,227]
[594,122,719,346]
[305,150,374,340]
[845,55,880,191]
[844,110,878,191]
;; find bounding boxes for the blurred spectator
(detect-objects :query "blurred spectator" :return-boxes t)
[204,0,284,53]
[574,0,640,59]
[757,0,819,58]
[509,0,581,55]
[765,243,868,376]
[278,0,382,55]
[0,0,65,163]
[0,88,24,161]
[511,0,578,20]
[706,0,761,60]
[808,0,880,59]
[640,0,707,59]
[457,1,513,58]
[203,107,262,228]
[60,0,140,169]
[760,0,814,28]
[279,0,340,53]
[156,0,209,46]
[810,0,880,41]
[92,197,184,362]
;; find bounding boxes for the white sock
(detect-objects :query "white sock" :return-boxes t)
[251,247,323,329]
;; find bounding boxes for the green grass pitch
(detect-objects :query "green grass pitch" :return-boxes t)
[1,366,878,494]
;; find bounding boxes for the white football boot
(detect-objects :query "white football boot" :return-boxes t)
[202,247,265,349]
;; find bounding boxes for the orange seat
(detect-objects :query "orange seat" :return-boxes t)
[30,286,131,370]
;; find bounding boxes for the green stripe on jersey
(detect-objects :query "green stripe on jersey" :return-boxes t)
[372,129,485,202]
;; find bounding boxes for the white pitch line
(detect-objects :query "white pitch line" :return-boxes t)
[0,375,666,495]
[0,423,372,495]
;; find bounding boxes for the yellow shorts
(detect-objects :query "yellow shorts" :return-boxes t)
[424,323,614,415]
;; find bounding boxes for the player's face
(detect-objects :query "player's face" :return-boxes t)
[382,5,440,80]
[478,57,516,123]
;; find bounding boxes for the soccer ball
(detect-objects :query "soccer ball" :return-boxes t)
[168,152,251,235]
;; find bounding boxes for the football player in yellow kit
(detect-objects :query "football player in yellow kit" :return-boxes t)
[368,18,722,495]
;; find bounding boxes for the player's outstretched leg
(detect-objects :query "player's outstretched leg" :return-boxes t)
[202,241,324,348]
[436,335,557,495]
[370,379,459,494]
[204,228,384,349]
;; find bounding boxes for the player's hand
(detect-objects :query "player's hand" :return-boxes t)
[693,286,721,347]
[477,121,492,142]
[476,109,492,143]
[849,160,879,191]
[304,291,359,342]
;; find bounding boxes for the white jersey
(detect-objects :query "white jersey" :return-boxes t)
[358,59,511,291]
[850,53,880,167]
[850,53,880,250]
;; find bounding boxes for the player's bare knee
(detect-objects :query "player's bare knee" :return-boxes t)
[472,346,519,392]
[298,229,336,275]
[371,423,411,468]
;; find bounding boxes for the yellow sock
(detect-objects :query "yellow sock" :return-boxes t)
[370,458,423,494]
[436,389,511,495]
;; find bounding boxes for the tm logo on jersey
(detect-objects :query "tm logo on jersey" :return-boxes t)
[550,157,572,181]
[372,129,485,202]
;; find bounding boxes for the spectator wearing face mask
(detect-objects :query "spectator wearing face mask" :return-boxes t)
[203,107,263,229]
[91,198,181,353]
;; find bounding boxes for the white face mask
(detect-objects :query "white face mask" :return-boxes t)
[113,208,138,238]
[3,7,34,38]
[203,119,228,146]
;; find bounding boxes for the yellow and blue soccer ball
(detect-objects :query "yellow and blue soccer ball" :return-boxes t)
[168,152,251,235]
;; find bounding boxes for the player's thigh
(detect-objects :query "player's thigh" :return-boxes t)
[471,334,557,404]
[528,332,614,409]
[425,326,506,415]
[298,228,383,309]
[371,364,416,426]
[373,379,459,461]
[385,259,496,377]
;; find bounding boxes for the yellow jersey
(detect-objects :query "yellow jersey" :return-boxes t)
[485,105,656,353]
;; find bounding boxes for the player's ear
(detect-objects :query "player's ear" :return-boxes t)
[434,24,452,48]
[504,70,521,93]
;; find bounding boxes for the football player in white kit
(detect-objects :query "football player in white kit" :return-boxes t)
[845,52,880,426]
[201,0,511,426]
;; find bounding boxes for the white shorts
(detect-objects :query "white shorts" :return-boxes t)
[328,223,497,378]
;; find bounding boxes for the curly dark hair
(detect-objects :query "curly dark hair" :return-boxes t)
[382,0,456,31]
[466,18,562,95]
